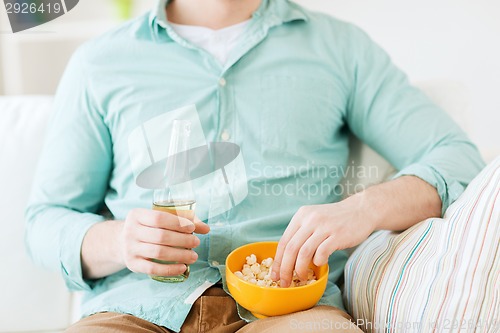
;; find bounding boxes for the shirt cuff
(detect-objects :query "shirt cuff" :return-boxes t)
[59,213,105,291]
[392,163,465,216]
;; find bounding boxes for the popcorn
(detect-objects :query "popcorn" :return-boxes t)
[261,257,273,268]
[242,266,253,277]
[250,263,261,274]
[246,254,257,265]
[256,280,266,287]
[233,253,317,288]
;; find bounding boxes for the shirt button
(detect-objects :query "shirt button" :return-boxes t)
[213,221,224,227]
[221,130,230,141]
[212,261,220,266]
[219,78,226,87]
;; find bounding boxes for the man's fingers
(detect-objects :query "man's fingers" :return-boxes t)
[132,208,195,232]
[295,232,328,281]
[134,242,198,264]
[136,225,201,248]
[194,219,210,234]
[313,235,337,267]
[271,208,309,281]
[278,227,313,288]
[130,259,188,277]
[271,221,300,282]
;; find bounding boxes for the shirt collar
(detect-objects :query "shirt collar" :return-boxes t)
[149,0,307,38]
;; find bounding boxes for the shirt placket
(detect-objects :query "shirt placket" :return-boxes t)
[160,10,285,270]
[207,18,288,269]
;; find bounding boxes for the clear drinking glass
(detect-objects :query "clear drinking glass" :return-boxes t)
[151,120,196,283]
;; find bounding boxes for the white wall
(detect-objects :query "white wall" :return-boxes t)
[0,28,4,94]
[293,0,500,161]
[0,0,153,94]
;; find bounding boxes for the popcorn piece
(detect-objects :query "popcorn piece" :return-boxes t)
[234,253,317,288]
[246,254,257,265]
[242,266,253,277]
[296,280,306,287]
[250,263,261,274]
[256,280,266,287]
[261,257,273,268]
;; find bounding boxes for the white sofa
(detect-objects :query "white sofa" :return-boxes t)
[0,81,475,332]
[0,96,73,333]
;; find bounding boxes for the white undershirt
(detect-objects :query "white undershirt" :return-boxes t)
[169,20,251,65]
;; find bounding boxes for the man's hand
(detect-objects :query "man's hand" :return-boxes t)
[271,201,375,288]
[120,208,210,277]
[271,176,441,288]
[81,208,210,280]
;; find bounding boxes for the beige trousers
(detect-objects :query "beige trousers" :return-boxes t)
[66,286,362,333]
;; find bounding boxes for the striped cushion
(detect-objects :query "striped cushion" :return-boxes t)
[344,157,499,332]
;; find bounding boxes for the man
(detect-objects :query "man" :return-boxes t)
[26,0,484,332]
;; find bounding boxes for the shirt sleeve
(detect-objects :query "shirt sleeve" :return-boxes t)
[345,26,485,215]
[25,46,112,291]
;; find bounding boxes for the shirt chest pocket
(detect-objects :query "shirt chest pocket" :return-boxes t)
[259,75,338,157]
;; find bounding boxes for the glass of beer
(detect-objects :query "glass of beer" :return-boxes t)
[151,120,195,283]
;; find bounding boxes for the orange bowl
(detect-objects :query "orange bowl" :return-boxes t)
[225,241,329,318]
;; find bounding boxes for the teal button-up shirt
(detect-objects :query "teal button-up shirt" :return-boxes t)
[26,0,484,331]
